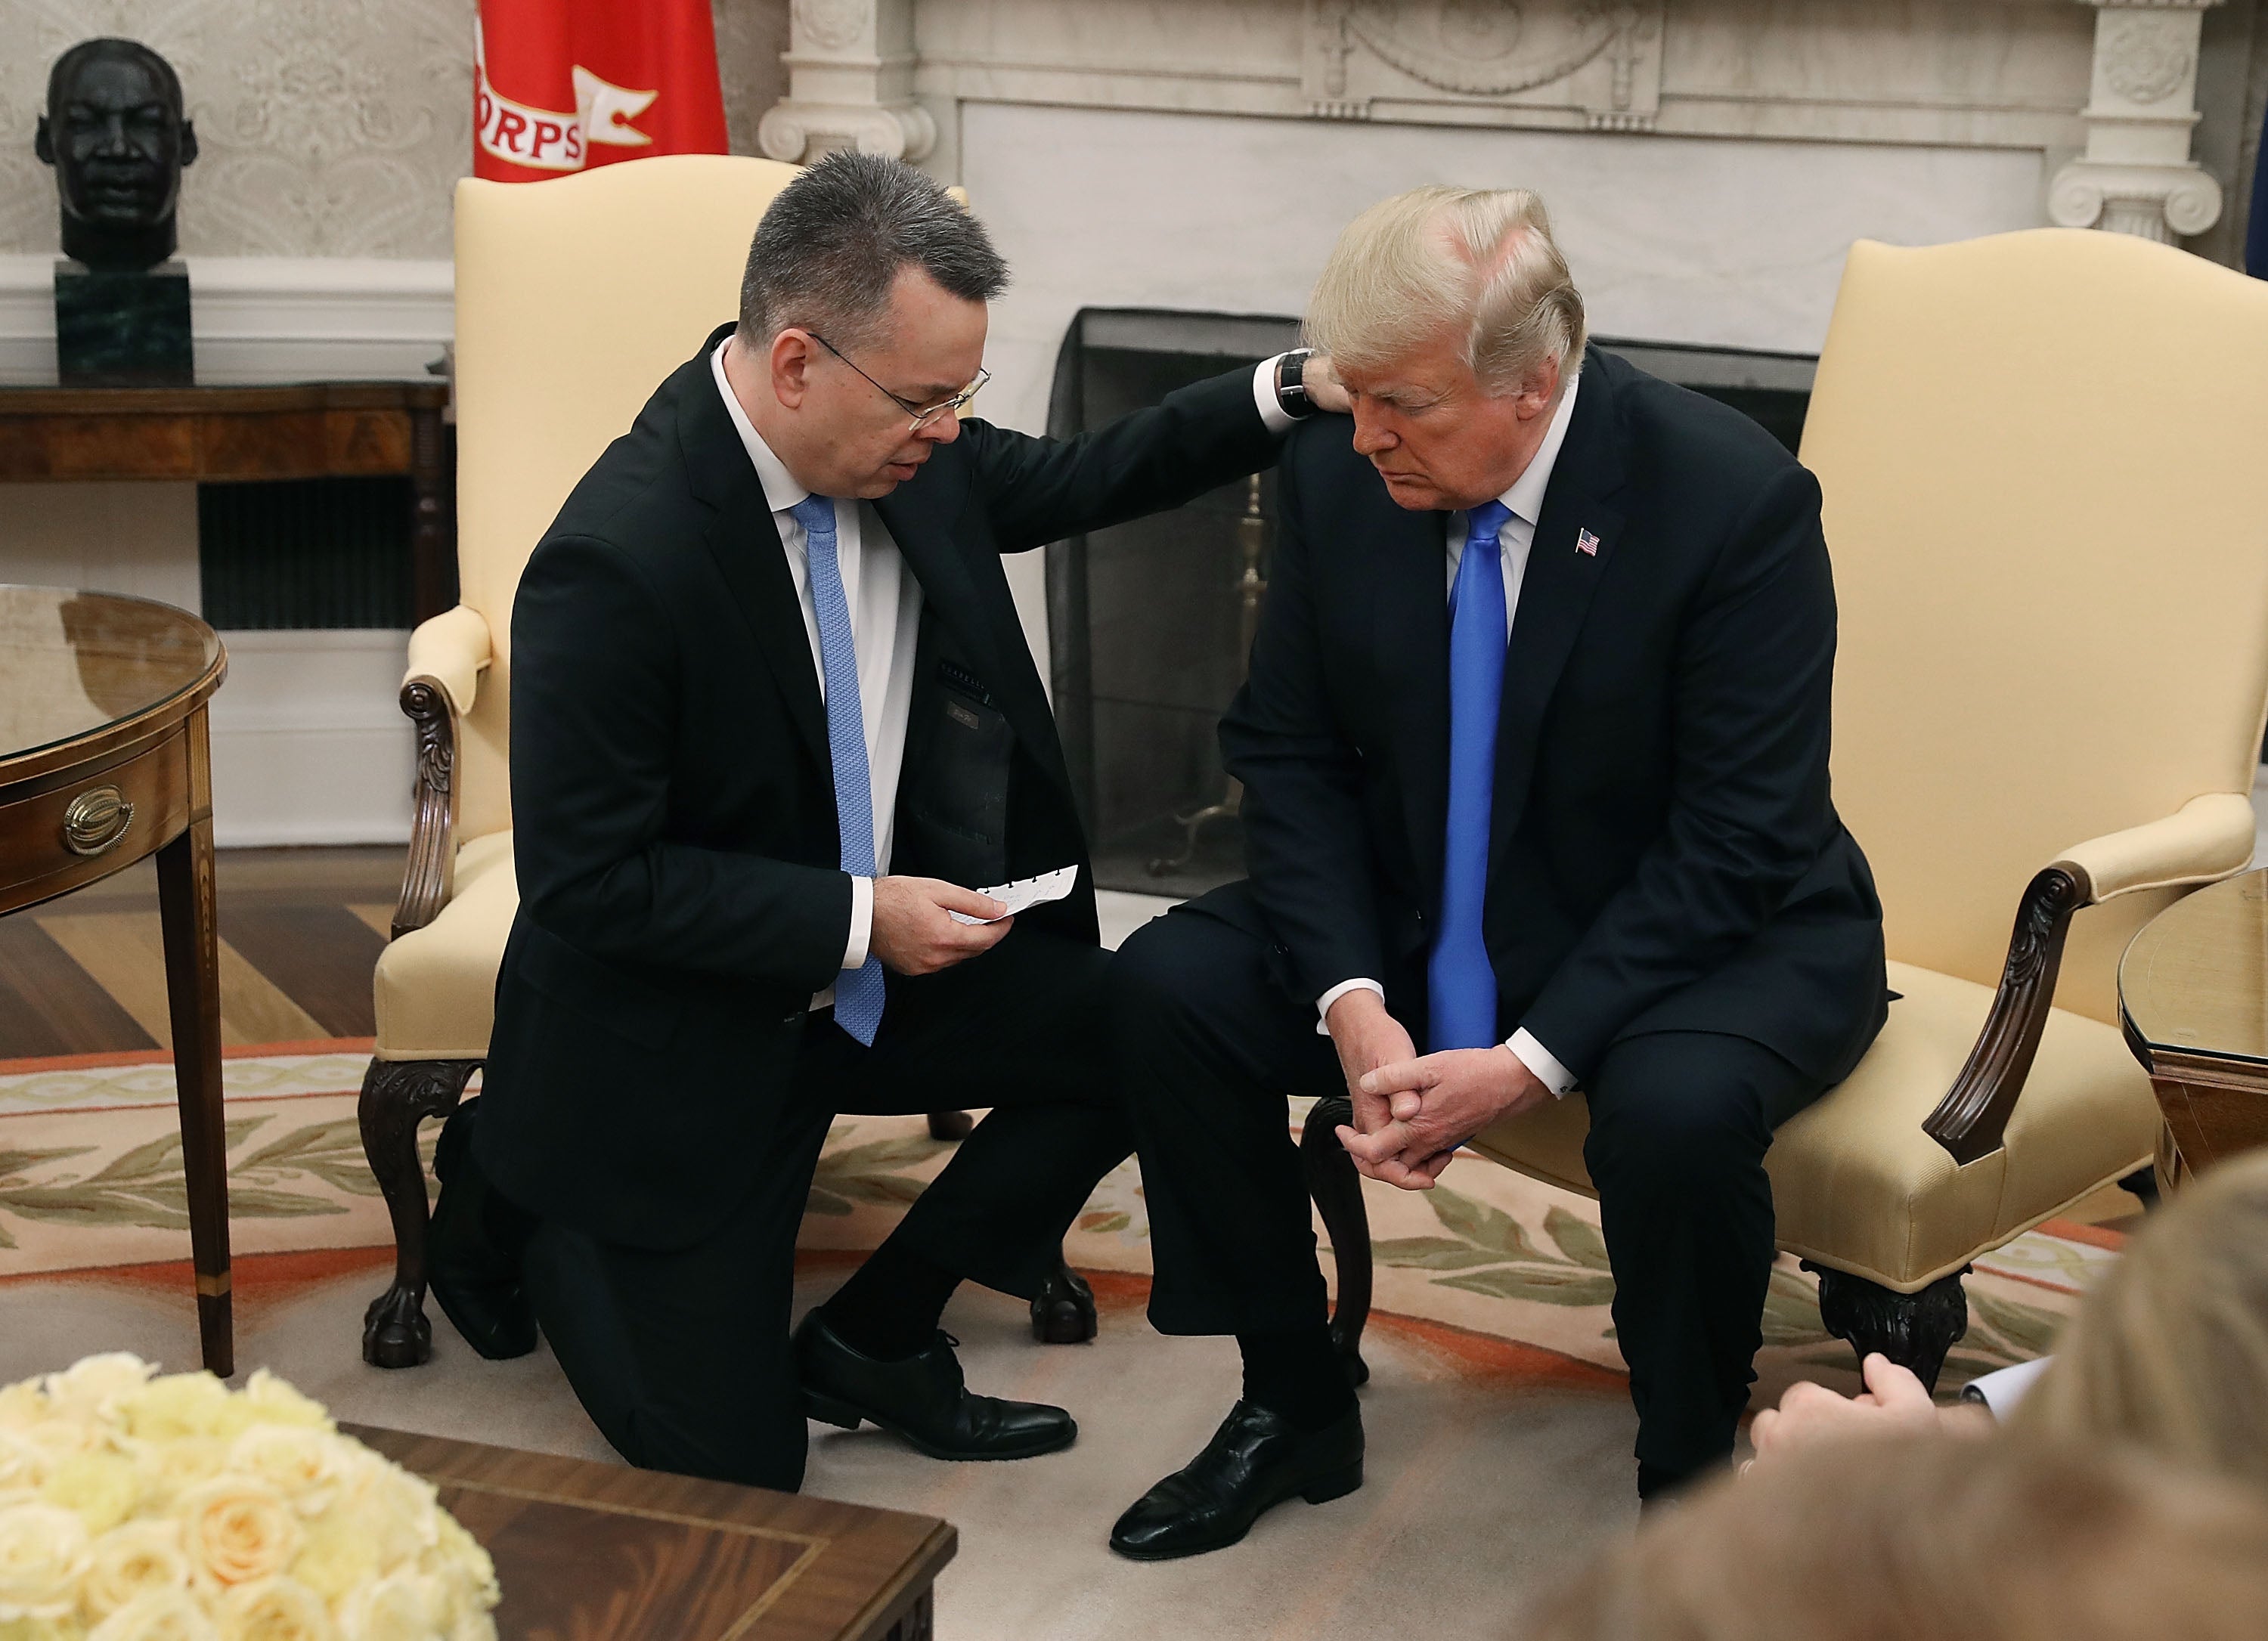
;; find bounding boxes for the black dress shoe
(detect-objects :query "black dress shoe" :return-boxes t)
[426,1105,538,1361]
[795,1311,1077,1461]
[1031,1260,1097,1344]
[1110,1401,1363,1561]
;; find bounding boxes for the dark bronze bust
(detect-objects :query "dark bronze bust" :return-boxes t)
[34,38,198,274]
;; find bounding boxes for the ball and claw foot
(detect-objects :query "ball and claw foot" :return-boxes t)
[1032,1262,1098,1343]
[361,1284,435,1370]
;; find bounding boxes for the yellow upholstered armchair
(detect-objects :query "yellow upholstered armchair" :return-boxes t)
[358,156,803,1367]
[1306,228,2268,1388]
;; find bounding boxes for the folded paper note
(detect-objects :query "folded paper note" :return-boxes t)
[950,864,1079,924]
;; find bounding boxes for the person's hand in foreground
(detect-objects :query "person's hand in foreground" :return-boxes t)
[870,877,1009,974]
[1747,1352,1991,1470]
[1331,1023,1554,1190]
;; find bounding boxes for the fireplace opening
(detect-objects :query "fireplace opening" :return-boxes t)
[1043,308,1817,898]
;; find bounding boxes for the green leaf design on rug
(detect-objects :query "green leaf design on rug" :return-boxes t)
[1366,1185,1620,1308]
[0,1114,386,1234]
[237,1118,389,1198]
[1427,1185,1544,1262]
[0,1144,97,1248]
[806,1130,950,1217]
[1436,1265,1619,1306]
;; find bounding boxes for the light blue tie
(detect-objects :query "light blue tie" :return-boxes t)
[1428,500,1514,1052]
[791,493,886,1046]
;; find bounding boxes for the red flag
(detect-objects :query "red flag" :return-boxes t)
[473,0,727,182]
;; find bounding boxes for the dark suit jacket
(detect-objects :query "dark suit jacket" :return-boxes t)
[478,324,1282,1249]
[1216,345,1886,1088]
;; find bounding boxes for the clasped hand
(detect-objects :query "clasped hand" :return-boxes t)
[1323,990,1551,1190]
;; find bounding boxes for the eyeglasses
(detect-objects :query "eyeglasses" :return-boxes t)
[808,332,990,432]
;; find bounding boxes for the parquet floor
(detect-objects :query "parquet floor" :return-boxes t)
[0,847,405,1057]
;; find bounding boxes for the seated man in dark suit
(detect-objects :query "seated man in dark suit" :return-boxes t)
[1107,186,1888,1558]
[427,153,1321,1493]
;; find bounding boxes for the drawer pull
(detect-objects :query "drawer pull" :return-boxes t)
[61,785,135,857]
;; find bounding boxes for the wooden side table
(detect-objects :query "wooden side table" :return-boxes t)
[350,1425,956,1640]
[0,585,231,1373]
[0,380,455,622]
[2119,866,2268,1188]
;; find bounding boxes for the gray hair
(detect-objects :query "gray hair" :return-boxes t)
[1305,184,1586,397]
[739,151,1008,352]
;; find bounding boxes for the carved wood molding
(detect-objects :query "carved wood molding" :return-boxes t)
[1921,864,2093,1166]
[391,678,457,941]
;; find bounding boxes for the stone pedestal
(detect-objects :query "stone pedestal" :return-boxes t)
[2049,0,2226,243]
[54,260,194,386]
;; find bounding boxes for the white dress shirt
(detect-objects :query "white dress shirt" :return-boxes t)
[1315,372,1585,1098]
[714,341,1293,1004]
[712,342,922,1003]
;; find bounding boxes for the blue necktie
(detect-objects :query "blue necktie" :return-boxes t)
[1429,500,1514,1052]
[791,494,886,1046]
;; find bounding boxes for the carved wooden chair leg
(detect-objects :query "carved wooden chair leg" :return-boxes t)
[1302,1094,1373,1388]
[926,1110,974,1141]
[1805,1262,1971,1395]
[360,1056,482,1369]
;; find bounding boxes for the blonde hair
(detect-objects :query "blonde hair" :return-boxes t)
[1527,1435,2268,1641]
[2011,1150,2268,1493]
[1304,184,1586,397]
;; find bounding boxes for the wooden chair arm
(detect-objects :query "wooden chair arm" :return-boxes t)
[389,608,490,942]
[1922,794,2257,1164]
[391,679,460,941]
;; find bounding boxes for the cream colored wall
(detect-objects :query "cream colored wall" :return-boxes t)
[0,0,789,261]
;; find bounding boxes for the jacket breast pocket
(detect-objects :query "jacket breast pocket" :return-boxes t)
[903,668,1014,887]
[518,920,684,1051]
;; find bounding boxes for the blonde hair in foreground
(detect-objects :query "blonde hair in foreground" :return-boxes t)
[1303,184,1587,396]
[1526,1434,2268,1641]
[2011,1148,2268,1492]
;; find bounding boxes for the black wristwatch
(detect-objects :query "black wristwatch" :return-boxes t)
[1275,348,1318,420]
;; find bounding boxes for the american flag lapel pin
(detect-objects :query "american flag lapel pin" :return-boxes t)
[1576,528,1600,556]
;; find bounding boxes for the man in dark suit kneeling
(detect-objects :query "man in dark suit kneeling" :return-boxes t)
[427,153,1318,1493]
[1107,186,1888,1558]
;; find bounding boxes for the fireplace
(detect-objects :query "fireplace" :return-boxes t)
[1046,307,1820,896]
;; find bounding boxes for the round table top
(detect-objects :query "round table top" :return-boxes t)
[2120,867,2268,1067]
[0,585,222,767]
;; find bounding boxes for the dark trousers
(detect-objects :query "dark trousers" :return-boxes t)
[1111,890,1826,1485]
[520,927,1128,1494]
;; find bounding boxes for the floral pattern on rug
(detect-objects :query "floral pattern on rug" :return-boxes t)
[5,1051,2099,1407]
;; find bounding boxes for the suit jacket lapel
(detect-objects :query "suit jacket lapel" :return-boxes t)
[677,338,831,777]
[1489,354,1629,878]
[1370,500,1453,895]
[875,479,1076,803]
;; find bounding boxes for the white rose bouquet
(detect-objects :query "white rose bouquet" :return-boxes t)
[0,1355,500,1641]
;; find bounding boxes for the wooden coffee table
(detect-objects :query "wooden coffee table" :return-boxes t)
[350,1426,955,1640]
[2120,866,2268,1187]
[0,584,229,1372]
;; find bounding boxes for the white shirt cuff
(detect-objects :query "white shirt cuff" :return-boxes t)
[1506,1027,1578,1098]
[1315,977,1385,1035]
[843,875,874,970]
[1253,355,1296,435]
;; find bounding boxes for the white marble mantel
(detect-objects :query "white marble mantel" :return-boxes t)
[755,0,2248,671]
